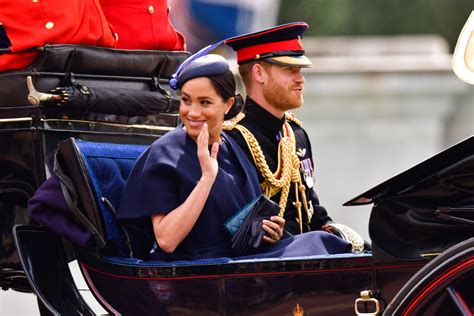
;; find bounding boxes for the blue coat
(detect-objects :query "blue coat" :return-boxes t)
[117,128,262,260]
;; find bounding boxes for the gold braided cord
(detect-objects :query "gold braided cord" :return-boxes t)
[232,124,293,216]
[293,176,303,233]
[231,122,306,223]
[285,111,303,127]
[222,112,246,131]
[224,112,310,233]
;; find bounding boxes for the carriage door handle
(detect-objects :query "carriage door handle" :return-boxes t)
[355,290,380,315]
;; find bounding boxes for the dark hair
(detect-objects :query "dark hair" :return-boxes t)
[207,70,243,120]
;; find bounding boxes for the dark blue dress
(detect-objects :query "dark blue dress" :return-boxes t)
[117,128,262,260]
[117,128,351,261]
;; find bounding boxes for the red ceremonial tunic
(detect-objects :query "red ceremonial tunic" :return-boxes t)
[99,0,186,50]
[0,0,117,72]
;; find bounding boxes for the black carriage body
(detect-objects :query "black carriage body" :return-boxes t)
[1,45,473,315]
[0,45,187,294]
[78,253,425,315]
[0,117,171,294]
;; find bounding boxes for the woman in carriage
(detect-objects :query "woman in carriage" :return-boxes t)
[116,50,352,261]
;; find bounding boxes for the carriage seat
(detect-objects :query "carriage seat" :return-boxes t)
[56,137,151,258]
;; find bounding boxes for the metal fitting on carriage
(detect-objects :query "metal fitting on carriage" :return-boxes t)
[26,76,63,105]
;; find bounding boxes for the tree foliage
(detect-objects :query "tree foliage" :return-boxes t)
[278,0,474,52]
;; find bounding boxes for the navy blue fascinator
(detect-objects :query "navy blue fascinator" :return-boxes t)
[169,41,228,90]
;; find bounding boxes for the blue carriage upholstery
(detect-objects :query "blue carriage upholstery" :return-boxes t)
[57,137,150,257]
[58,138,370,264]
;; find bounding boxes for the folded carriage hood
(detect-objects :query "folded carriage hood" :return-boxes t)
[345,135,474,260]
[344,136,474,206]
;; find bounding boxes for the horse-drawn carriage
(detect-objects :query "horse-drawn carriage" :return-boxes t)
[1,19,474,314]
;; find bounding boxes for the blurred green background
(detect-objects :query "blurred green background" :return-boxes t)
[278,0,473,52]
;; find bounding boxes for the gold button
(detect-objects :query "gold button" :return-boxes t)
[148,5,154,14]
[45,21,54,29]
[32,0,39,2]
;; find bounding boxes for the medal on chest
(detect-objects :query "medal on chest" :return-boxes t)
[300,158,314,189]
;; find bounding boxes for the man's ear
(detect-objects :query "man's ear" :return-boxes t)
[252,63,267,84]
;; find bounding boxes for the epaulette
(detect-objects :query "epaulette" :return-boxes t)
[285,111,302,127]
[222,112,245,131]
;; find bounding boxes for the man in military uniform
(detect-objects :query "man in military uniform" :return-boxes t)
[223,22,330,236]
[224,23,361,244]
[224,22,370,251]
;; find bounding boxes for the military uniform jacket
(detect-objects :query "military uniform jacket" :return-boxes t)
[0,0,117,72]
[227,98,332,235]
[99,0,186,50]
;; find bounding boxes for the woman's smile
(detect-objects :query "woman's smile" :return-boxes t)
[186,119,206,128]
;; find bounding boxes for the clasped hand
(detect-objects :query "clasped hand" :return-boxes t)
[262,216,285,244]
